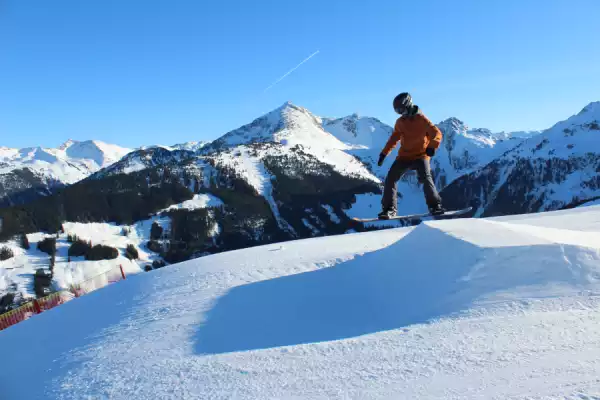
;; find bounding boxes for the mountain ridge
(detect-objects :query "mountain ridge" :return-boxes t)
[442,101,600,216]
[0,139,132,207]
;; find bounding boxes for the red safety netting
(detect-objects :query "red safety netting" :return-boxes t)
[0,265,126,332]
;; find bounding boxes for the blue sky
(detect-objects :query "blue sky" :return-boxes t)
[1,0,599,149]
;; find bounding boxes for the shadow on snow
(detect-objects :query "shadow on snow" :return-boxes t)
[194,224,481,354]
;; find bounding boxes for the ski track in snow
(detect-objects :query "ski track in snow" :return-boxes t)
[2,207,600,398]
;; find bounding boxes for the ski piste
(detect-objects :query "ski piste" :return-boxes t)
[351,206,473,223]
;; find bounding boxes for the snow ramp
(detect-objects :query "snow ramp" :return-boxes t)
[195,218,600,354]
[3,208,600,399]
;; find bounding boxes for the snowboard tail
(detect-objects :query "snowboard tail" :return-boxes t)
[351,207,473,223]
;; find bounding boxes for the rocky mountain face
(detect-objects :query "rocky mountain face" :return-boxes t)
[431,118,526,188]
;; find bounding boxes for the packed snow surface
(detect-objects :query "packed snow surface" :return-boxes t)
[580,198,600,208]
[3,208,600,399]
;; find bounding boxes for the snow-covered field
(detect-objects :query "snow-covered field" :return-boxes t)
[0,193,231,301]
[2,206,600,399]
[160,193,223,212]
[0,222,150,299]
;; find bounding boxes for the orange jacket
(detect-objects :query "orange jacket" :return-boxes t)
[381,111,443,161]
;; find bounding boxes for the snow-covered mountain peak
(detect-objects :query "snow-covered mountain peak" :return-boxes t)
[15,146,59,164]
[0,139,132,171]
[438,117,467,132]
[504,102,600,161]
[437,118,498,149]
[549,101,600,133]
[171,141,210,152]
[277,100,300,111]
[579,101,600,116]
[438,117,540,145]
[93,146,196,178]
[67,140,99,160]
[58,139,79,150]
[438,118,468,148]
[275,100,312,115]
[321,113,392,150]
[442,102,600,218]
[195,103,382,187]
[0,140,132,205]
[429,117,530,188]
[64,140,129,168]
[208,102,344,151]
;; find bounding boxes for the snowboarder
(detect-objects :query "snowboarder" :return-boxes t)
[377,92,445,219]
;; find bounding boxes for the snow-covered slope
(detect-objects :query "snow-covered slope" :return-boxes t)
[443,102,600,216]
[170,141,210,152]
[578,198,600,208]
[3,206,600,399]
[0,188,230,302]
[0,140,131,206]
[142,141,210,152]
[92,103,387,228]
[92,146,196,177]
[160,193,223,212]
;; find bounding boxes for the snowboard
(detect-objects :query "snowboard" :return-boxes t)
[351,207,473,223]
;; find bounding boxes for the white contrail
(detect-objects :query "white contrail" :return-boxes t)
[263,50,320,92]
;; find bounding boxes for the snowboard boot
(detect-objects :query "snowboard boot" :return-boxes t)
[378,209,396,220]
[429,204,446,216]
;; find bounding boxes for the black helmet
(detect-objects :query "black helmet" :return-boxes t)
[393,92,413,115]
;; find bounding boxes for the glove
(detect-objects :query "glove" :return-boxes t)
[425,147,436,157]
[377,153,386,167]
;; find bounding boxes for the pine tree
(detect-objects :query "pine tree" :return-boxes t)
[0,246,14,261]
[20,233,30,250]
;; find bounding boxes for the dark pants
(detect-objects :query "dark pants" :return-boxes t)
[382,158,442,212]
